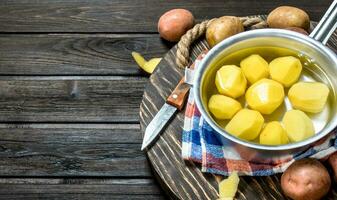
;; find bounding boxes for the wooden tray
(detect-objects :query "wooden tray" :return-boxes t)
[139,15,337,200]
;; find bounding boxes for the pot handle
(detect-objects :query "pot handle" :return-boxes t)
[310,0,337,45]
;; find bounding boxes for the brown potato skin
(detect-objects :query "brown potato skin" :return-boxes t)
[206,16,244,48]
[281,158,331,200]
[284,27,309,35]
[267,6,310,31]
[328,152,337,181]
[158,9,194,42]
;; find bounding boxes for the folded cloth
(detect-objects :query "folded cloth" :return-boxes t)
[182,53,337,176]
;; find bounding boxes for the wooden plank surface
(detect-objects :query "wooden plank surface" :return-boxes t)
[0,124,151,176]
[0,34,171,75]
[0,1,334,199]
[0,178,164,200]
[0,0,332,33]
[0,77,146,122]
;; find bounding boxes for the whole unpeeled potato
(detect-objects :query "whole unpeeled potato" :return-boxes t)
[267,6,310,31]
[328,152,337,181]
[281,158,331,200]
[158,9,195,42]
[285,27,309,35]
[206,16,244,48]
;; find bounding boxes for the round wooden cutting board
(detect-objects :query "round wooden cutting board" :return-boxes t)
[139,16,337,200]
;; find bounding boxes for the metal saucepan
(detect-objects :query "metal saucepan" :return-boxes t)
[193,1,337,163]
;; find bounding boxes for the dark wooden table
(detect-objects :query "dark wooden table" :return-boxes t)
[0,1,333,199]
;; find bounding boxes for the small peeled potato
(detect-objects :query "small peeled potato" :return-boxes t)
[288,82,330,113]
[281,158,331,200]
[208,95,242,120]
[215,65,247,98]
[206,16,244,48]
[219,172,240,199]
[259,121,289,145]
[245,79,285,114]
[225,109,264,141]
[240,54,269,84]
[267,6,310,31]
[282,110,314,142]
[269,56,302,87]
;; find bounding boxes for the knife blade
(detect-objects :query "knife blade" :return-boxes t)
[141,77,191,151]
[141,52,207,151]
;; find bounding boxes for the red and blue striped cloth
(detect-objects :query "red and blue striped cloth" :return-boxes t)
[182,53,337,176]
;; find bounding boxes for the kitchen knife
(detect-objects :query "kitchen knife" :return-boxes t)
[141,77,191,151]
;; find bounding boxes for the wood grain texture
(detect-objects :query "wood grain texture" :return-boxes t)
[0,0,332,32]
[0,77,146,122]
[139,19,337,200]
[0,178,164,200]
[0,123,151,176]
[0,195,164,200]
[0,34,171,75]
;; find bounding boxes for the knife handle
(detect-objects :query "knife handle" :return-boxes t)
[166,51,208,111]
[166,78,190,111]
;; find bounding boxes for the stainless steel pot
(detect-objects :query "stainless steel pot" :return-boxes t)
[193,1,337,163]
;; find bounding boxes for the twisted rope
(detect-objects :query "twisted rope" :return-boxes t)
[176,17,268,68]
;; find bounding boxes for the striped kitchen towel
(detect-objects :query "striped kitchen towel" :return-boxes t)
[181,53,337,176]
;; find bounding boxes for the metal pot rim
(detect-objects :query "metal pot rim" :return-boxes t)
[193,28,337,151]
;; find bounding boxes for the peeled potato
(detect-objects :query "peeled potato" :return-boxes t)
[269,56,302,87]
[206,16,244,48]
[259,121,289,145]
[219,172,240,199]
[158,9,195,42]
[240,54,269,84]
[225,109,264,141]
[288,82,330,113]
[215,65,247,98]
[282,110,314,142]
[245,79,285,114]
[267,6,310,31]
[208,95,242,120]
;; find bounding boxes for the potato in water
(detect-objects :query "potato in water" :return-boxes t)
[240,54,269,84]
[215,65,247,98]
[259,121,289,145]
[282,110,314,142]
[246,79,285,114]
[269,56,302,87]
[207,48,329,146]
[288,82,330,113]
[208,95,242,120]
[225,109,264,141]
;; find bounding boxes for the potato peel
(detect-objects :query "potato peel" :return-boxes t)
[131,51,146,67]
[143,58,162,74]
[131,52,161,74]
